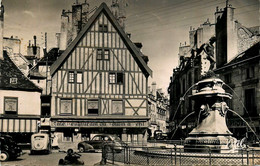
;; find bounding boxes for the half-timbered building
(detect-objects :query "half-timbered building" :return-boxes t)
[50,3,152,144]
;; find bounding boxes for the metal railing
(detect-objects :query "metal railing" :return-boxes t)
[104,145,260,165]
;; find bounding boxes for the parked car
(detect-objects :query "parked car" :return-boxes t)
[78,134,124,153]
[154,130,168,140]
[0,135,22,161]
[31,133,51,154]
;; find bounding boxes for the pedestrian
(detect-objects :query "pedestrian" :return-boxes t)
[52,134,59,149]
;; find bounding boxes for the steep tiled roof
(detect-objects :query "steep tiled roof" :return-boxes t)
[0,51,42,92]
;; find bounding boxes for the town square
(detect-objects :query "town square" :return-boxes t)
[0,0,259,165]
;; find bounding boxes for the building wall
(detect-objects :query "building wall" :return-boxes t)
[3,37,21,54]
[0,90,41,135]
[0,90,41,115]
[218,59,260,116]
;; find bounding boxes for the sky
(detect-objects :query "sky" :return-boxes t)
[2,0,259,94]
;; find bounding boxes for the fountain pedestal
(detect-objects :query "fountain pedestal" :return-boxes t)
[184,77,238,153]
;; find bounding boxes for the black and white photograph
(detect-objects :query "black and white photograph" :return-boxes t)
[0,0,259,165]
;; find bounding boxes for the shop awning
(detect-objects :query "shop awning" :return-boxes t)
[0,118,38,133]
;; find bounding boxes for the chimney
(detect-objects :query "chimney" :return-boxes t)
[72,3,82,39]
[59,10,69,51]
[226,2,237,62]
[81,0,89,26]
[111,0,127,30]
[55,33,61,48]
[152,82,156,97]
[33,35,37,55]
[0,2,4,60]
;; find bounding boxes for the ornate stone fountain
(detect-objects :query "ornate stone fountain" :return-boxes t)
[184,74,238,153]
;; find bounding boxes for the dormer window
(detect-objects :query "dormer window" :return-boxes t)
[10,78,17,84]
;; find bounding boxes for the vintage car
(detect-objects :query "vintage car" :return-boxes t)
[31,133,51,154]
[154,130,168,140]
[0,135,22,161]
[78,134,124,153]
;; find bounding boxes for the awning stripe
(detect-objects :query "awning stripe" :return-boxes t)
[0,119,38,133]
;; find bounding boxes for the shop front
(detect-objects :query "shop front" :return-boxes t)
[50,119,149,145]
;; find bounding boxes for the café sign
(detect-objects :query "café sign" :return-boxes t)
[51,121,148,128]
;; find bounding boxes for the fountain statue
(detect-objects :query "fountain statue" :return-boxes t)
[184,72,238,153]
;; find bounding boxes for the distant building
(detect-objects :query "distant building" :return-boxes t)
[147,82,169,139]
[49,3,152,144]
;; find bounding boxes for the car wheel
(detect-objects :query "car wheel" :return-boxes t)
[0,151,9,161]
[78,146,85,153]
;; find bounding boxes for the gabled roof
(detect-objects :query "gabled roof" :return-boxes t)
[0,51,42,92]
[50,2,152,77]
